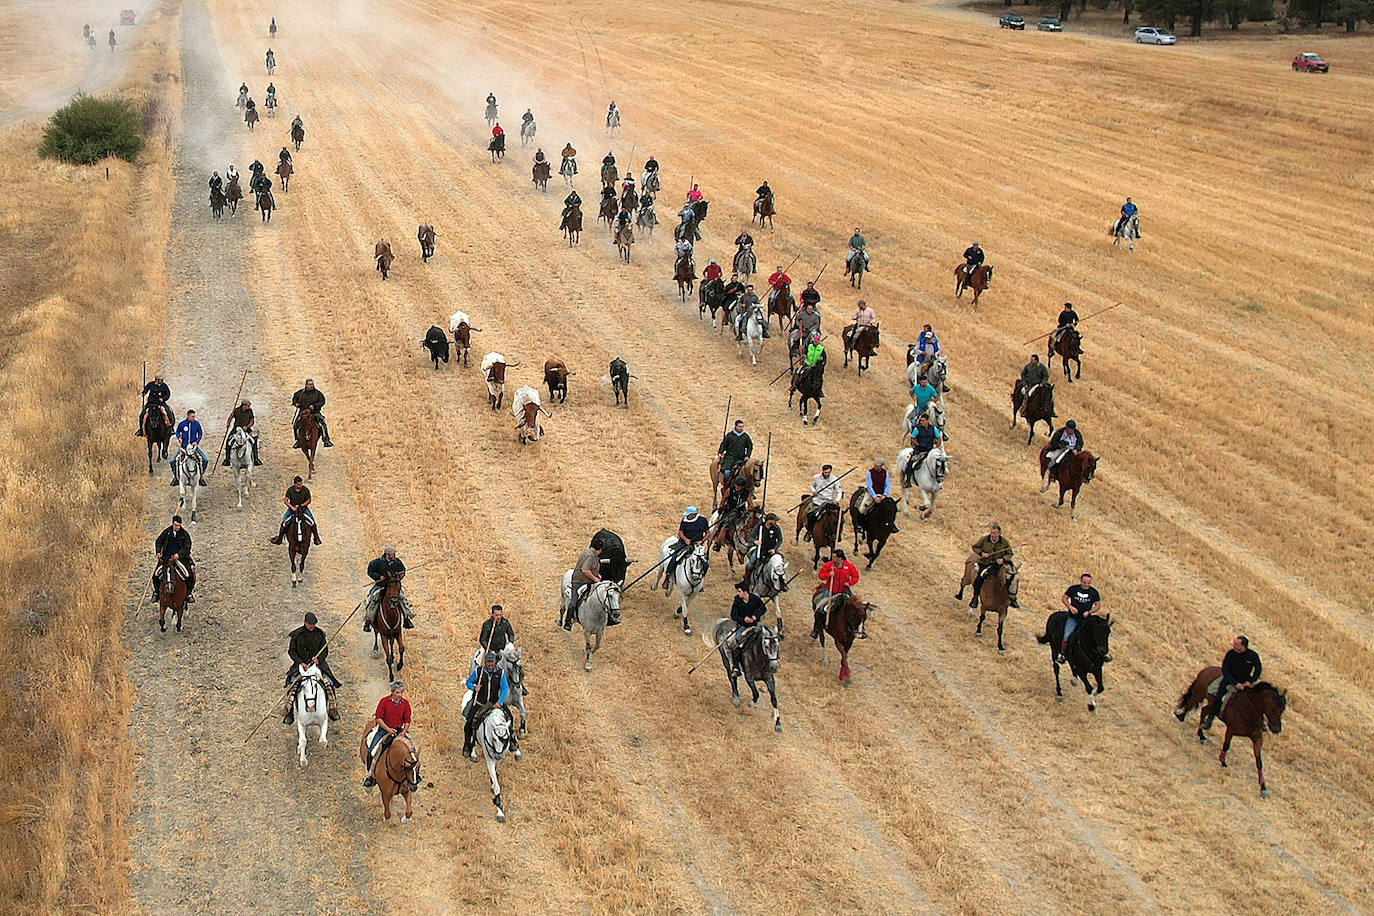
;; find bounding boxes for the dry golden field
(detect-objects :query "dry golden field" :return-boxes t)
[5,0,1374,911]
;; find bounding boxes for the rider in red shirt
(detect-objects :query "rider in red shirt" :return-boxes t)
[816,550,862,638]
[492,123,504,138]
[766,266,792,305]
[362,680,412,787]
[703,259,722,282]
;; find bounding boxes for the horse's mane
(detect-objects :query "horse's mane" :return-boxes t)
[1253,681,1282,694]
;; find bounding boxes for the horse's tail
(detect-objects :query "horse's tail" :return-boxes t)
[1035,630,1052,645]
[1176,678,1197,711]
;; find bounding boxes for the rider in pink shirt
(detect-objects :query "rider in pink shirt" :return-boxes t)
[686,183,703,203]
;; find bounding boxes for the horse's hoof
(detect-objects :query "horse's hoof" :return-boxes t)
[584,663,592,673]
[684,627,692,637]
[1088,702,1096,712]
[998,648,1006,655]
[496,810,506,823]
[732,697,741,708]
[1173,710,1185,722]
[513,750,523,762]
[159,622,166,633]
[1260,787,1269,798]
[1055,694,1063,703]
[974,630,982,638]
[291,581,297,589]
[774,721,783,733]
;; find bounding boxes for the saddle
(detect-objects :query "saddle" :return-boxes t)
[156,559,190,580]
[1205,676,1237,713]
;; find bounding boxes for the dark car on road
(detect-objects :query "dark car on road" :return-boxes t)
[1037,16,1063,31]
[1000,13,1026,29]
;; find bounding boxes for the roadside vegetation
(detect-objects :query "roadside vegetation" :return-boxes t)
[38,93,144,165]
[998,0,1374,35]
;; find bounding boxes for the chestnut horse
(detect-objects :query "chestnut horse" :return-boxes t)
[156,561,189,633]
[275,157,292,192]
[372,577,406,682]
[294,408,321,479]
[842,323,879,375]
[753,191,775,229]
[284,509,317,588]
[1038,446,1097,519]
[956,560,1014,653]
[767,284,793,332]
[812,588,870,683]
[1174,669,1287,796]
[561,203,582,245]
[954,263,993,305]
[709,456,764,511]
[359,730,419,821]
[795,498,842,569]
[675,253,695,301]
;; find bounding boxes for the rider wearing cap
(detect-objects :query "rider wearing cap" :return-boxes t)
[962,242,984,280]
[222,398,263,465]
[283,612,341,723]
[137,371,172,436]
[1043,419,1084,482]
[664,506,710,591]
[1049,302,1079,351]
[462,651,510,759]
[703,258,722,283]
[745,512,783,580]
[362,680,410,787]
[363,546,413,631]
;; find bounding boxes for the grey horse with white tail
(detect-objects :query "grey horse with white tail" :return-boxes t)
[659,538,709,636]
[560,574,622,672]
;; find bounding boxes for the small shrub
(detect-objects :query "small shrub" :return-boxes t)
[38,93,143,165]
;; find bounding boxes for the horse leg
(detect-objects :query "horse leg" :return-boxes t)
[1219,727,1234,767]
[679,593,692,637]
[1074,358,1082,380]
[1253,734,1267,796]
[766,676,782,732]
[975,610,986,637]
[380,785,393,821]
[584,633,593,672]
[996,610,1006,655]
[1052,657,1063,699]
[158,600,166,632]
[747,679,760,708]
[488,758,506,822]
[1084,666,1096,711]
[837,644,850,684]
[298,717,308,766]
[1069,487,1079,521]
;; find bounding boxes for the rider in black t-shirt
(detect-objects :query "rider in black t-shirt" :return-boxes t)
[1058,572,1101,663]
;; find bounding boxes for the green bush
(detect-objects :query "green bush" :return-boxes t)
[38,93,143,165]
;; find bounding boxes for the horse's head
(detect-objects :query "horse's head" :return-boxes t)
[1081,452,1098,483]
[1086,614,1112,661]
[932,452,949,483]
[758,626,780,672]
[603,582,622,615]
[983,264,994,285]
[1260,684,1287,734]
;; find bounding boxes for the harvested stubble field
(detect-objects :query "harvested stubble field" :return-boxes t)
[3,0,1373,912]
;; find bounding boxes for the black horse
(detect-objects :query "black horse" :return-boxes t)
[709,620,781,733]
[848,490,897,569]
[421,326,450,370]
[1011,381,1055,444]
[1036,611,1112,711]
[788,351,826,426]
[144,405,174,474]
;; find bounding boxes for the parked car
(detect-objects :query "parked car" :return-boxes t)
[1134,27,1176,44]
[1000,13,1026,29]
[119,9,136,25]
[1037,17,1063,31]
[1292,52,1329,73]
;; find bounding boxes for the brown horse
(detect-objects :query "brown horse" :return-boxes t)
[600,162,618,187]
[373,577,406,681]
[359,730,419,821]
[1048,327,1083,381]
[284,509,317,588]
[226,176,242,214]
[417,223,436,261]
[275,158,292,191]
[245,106,259,131]
[1010,380,1055,444]
[956,560,1014,653]
[1174,668,1287,796]
[1039,446,1097,519]
[848,490,897,570]
[561,204,582,246]
[842,323,879,375]
[290,122,305,150]
[156,561,189,633]
[598,194,617,230]
[767,284,794,332]
[811,589,870,683]
[615,222,634,263]
[675,254,696,301]
[532,160,551,191]
[954,263,994,305]
[295,408,321,479]
[753,191,775,229]
[543,359,570,403]
[795,498,843,569]
[709,456,764,511]
[374,240,394,280]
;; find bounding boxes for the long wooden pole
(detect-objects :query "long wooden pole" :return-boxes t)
[770,335,830,386]
[781,465,859,517]
[1021,302,1121,346]
[212,368,250,475]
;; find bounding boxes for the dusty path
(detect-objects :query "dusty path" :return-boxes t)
[0,0,138,125]
[124,5,380,911]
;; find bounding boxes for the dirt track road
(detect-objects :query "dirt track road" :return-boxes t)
[120,0,1373,912]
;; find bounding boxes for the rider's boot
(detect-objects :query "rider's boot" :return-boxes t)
[762,324,771,338]
[402,614,415,630]
[324,685,341,721]
[269,522,285,545]
[283,708,294,725]
[320,418,334,448]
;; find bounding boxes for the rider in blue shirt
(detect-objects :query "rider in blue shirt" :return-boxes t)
[1116,198,1138,235]
[172,410,208,485]
[910,379,940,415]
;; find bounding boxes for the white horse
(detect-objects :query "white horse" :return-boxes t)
[736,303,766,366]
[560,573,622,672]
[172,443,204,523]
[908,352,948,391]
[472,701,516,822]
[902,400,946,440]
[1110,214,1139,252]
[469,644,528,737]
[226,427,254,509]
[511,385,550,445]
[292,663,329,766]
[896,445,949,518]
[748,552,789,637]
[606,107,621,133]
[659,539,709,636]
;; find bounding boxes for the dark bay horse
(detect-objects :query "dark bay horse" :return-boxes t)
[295,407,321,479]
[532,160,550,191]
[795,497,842,569]
[1048,327,1083,381]
[560,203,582,246]
[954,263,993,305]
[156,562,189,633]
[674,254,695,302]
[284,509,318,587]
[143,405,173,474]
[373,578,406,681]
[275,158,292,192]
[842,323,879,375]
[956,561,1013,653]
[788,352,826,427]
[256,188,274,222]
[812,588,869,684]
[291,122,305,150]
[210,185,226,218]
[360,730,419,821]
[488,133,506,162]
[1036,611,1111,709]
[1039,447,1097,519]
[598,194,617,230]
[1011,380,1055,444]
[226,176,242,214]
[848,490,897,569]
[1175,669,1287,796]
[707,619,782,732]
[767,284,793,332]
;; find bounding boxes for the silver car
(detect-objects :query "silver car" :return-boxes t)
[1134,27,1177,44]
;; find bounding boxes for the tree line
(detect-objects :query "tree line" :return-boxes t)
[1003,0,1373,36]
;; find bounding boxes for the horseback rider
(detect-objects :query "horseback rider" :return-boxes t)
[717,418,753,483]
[172,410,208,486]
[722,273,745,308]
[916,323,940,373]
[222,397,262,465]
[564,541,607,630]
[601,150,615,169]
[1049,302,1079,351]
[136,371,171,436]
[245,97,256,113]
[967,524,1017,610]
[480,604,516,654]
[1201,635,1262,729]
[154,516,197,603]
[674,234,693,262]
[687,183,704,203]
[621,170,635,192]
[727,581,767,675]
[909,372,942,418]
[1019,353,1050,400]
[745,513,783,580]
[560,142,577,174]
[362,680,410,788]
[563,188,582,210]
[962,242,984,281]
[703,258,723,284]
[851,299,876,328]
[600,183,618,207]
[607,100,619,123]
[278,146,292,169]
[1115,197,1138,236]
[291,378,334,447]
[1057,573,1101,664]
[492,121,504,140]
[767,264,792,307]
[265,48,275,68]
[735,230,754,250]
[859,458,894,517]
[755,180,771,203]
[790,300,820,356]
[239,82,249,97]
[730,284,763,339]
[249,157,265,178]
[906,413,945,479]
[719,473,756,535]
[269,476,322,545]
[644,155,658,174]
[226,163,239,187]
[208,171,223,194]
[521,108,534,128]
[266,82,276,99]
[807,464,843,526]
[486,91,497,109]
[847,227,869,270]
[799,281,820,311]
[462,651,511,759]
[533,147,546,165]
[816,549,859,630]
[290,114,303,131]
[283,612,341,723]
[363,546,414,631]
[802,333,825,369]
[1043,419,1083,481]
[663,506,710,591]
[677,202,696,226]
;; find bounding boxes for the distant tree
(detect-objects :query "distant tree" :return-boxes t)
[1138,0,1181,29]
[38,93,143,165]
[1288,0,1331,25]
[1330,0,1374,28]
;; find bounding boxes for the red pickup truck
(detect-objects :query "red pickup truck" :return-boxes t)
[120,10,136,25]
